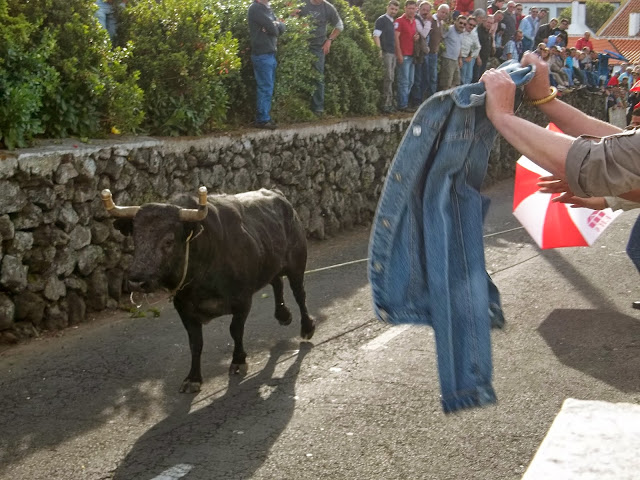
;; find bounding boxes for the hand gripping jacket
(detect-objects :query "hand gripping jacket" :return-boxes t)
[368,61,535,413]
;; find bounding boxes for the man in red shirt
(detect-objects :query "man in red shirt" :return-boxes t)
[575,31,593,51]
[454,0,474,17]
[394,0,419,111]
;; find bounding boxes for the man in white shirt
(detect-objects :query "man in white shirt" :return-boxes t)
[459,15,480,84]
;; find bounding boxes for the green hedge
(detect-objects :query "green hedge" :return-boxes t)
[1,0,382,149]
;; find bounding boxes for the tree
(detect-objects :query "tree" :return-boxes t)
[558,0,615,34]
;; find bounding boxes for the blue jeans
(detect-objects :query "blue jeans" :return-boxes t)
[369,60,535,412]
[95,0,116,41]
[460,58,475,84]
[252,53,277,123]
[627,216,640,272]
[396,56,415,109]
[410,55,429,106]
[426,52,438,97]
[311,47,325,114]
[521,37,534,53]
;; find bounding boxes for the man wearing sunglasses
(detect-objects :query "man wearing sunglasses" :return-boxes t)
[439,15,467,90]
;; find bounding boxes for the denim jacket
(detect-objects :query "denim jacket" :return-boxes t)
[368,62,535,413]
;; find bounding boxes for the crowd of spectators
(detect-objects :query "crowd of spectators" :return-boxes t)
[369,0,640,115]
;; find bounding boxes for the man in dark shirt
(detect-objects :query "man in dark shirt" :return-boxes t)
[552,17,569,47]
[373,0,401,113]
[473,11,494,82]
[534,17,557,45]
[248,0,285,129]
[299,0,344,115]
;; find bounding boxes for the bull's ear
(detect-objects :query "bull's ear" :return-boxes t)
[113,218,134,236]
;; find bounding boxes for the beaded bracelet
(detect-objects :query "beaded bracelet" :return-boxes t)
[525,86,558,106]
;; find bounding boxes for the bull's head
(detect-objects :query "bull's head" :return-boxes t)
[101,187,208,293]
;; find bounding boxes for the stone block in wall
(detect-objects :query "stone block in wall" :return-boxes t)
[0,214,14,241]
[107,268,124,303]
[0,255,28,291]
[44,304,68,331]
[104,156,126,180]
[86,269,108,311]
[55,162,79,184]
[13,203,44,230]
[65,276,88,294]
[8,231,34,255]
[0,293,15,331]
[18,155,61,178]
[77,245,104,276]
[55,245,77,277]
[44,275,66,301]
[14,291,45,326]
[91,221,111,245]
[67,291,86,326]
[24,246,56,274]
[0,181,28,214]
[57,202,80,232]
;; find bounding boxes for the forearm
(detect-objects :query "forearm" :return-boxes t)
[538,99,623,137]
[490,112,574,178]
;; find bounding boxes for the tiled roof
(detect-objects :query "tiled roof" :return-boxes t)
[597,0,640,37]
[610,39,640,63]
[566,36,640,64]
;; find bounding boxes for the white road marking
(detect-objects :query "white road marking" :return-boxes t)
[150,464,193,480]
[361,325,411,351]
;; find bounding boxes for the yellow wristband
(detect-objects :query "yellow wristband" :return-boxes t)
[525,86,558,106]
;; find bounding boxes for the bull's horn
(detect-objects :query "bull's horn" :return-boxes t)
[179,186,208,222]
[100,189,140,218]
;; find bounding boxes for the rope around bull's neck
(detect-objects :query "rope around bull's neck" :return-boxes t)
[169,225,204,299]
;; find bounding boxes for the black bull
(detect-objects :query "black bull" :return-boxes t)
[101,187,315,393]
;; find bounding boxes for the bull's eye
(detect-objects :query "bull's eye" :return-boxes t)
[160,234,175,251]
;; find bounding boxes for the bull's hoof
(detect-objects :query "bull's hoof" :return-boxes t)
[229,362,248,376]
[300,318,316,341]
[275,305,293,326]
[179,379,201,393]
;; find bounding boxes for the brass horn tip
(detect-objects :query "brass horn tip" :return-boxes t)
[100,189,112,200]
[198,186,207,195]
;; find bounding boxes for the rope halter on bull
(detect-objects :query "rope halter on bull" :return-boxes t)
[100,186,209,300]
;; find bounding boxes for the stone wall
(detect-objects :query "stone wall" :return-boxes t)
[0,89,606,343]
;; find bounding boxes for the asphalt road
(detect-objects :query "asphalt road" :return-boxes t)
[1,179,639,480]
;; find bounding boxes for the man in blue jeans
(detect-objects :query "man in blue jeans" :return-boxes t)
[299,0,343,116]
[394,0,419,111]
[248,0,286,129]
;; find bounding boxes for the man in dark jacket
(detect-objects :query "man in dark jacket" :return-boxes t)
[248,0,286,129]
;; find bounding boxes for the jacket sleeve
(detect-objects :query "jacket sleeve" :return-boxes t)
[566,129,640,197]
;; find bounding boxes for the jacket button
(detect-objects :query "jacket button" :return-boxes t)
[412,125,422,136]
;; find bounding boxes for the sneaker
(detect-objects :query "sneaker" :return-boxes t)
[253,120,277,130]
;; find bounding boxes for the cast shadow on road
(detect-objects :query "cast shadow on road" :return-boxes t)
[112,340,311,479]
[538,309,640,393]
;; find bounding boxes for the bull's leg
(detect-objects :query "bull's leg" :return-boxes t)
[229,302,251,375]
[176,313,204,394]
[271,276,292,326]
[287,272,315,340]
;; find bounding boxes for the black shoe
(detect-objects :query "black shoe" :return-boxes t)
[633,301,640,310]
[253,120,277,130]
[381,106,396,114]
[400,106,416,113]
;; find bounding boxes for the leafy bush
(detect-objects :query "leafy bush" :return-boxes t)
[0,0,58,149]
[8,0,144,141]
[360,0,390,25]
[121,0,240,136]
[324,0,381,116]
[215,0,318,125]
